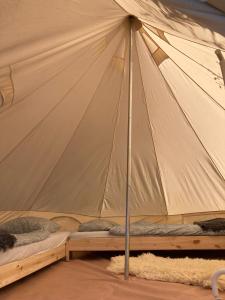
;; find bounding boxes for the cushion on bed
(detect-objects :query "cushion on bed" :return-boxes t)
[0,217,60,234]
[78,219,118,232]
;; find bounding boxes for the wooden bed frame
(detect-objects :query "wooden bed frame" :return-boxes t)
[66,235,225,261]
[0,244,66,288]
[0,214,79,288]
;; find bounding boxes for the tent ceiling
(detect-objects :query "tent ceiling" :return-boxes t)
[208,0,225,14]
[0,0,224,216]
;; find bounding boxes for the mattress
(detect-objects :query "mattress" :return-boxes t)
[109,223,225,236]
[0,231,69,266]
[71,225,225,238]
[70,224,225,241]
[69,231,110,239]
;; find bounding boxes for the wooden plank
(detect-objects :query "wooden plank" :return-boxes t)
[0,244,66,288]
[67,236,225,253]
[128,236,225,250]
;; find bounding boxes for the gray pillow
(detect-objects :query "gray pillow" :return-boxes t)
[0,217,60,234]
[78,219,118,232]
[109,219,153,235]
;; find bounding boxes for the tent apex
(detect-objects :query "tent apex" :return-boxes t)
[128,15,142,31]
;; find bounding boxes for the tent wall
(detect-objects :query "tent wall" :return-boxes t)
[2,210,225,226]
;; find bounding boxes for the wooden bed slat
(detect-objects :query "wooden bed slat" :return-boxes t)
[0,244,66,288]
[66,235,225,260]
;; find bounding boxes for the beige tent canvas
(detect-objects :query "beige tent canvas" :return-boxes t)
[0,0,225,221]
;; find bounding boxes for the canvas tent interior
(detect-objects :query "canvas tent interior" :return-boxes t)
[0,0,225,225]
[0,0,225,298]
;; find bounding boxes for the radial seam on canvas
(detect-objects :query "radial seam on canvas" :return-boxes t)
[142,21,225,51]
[112,0,131,15]
[99,34,129,217]
[142,27,225,111]
[28,31,127,211]
[0,22,123,116]
[0,25,126,168]
[143,25,223,79]
[0,18,123,69]
[139,32,225,187]
[164,56,225,111]
[134,31,169,215]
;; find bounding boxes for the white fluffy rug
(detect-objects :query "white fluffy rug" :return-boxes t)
[108,253,225,290]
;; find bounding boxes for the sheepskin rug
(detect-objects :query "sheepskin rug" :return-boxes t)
[108,253,225,290]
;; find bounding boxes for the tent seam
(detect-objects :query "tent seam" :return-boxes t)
[0,43,99,116]
[0,39,112,166]
[135,32,169,215]
[99,36,128,217]
[112,0,130,15]
[29,31,126,210]
[163,37,223,80]
[140,32,225,183]
[0,24,125,166]
[0,23,123,116]
[143,26,225,111]
[167,55,225,111]
[0,19,122,69]
[142,22,225,51]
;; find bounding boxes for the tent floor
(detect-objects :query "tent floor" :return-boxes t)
[0,252,224,300]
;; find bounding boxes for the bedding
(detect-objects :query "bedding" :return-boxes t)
[0,217,60,234]
[194,218,225,232]
[0,217,61,248]
[109,221,225,236]
[78,219,118,232]
[0,231,69,266]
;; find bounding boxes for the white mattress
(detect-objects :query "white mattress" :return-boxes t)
[0,231,70,266]
[69,231,110,239]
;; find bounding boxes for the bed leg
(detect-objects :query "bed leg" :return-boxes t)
[65,244,70,261]
[66,252,70,262]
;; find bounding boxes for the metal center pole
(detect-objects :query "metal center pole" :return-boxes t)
[124,16,134,280]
